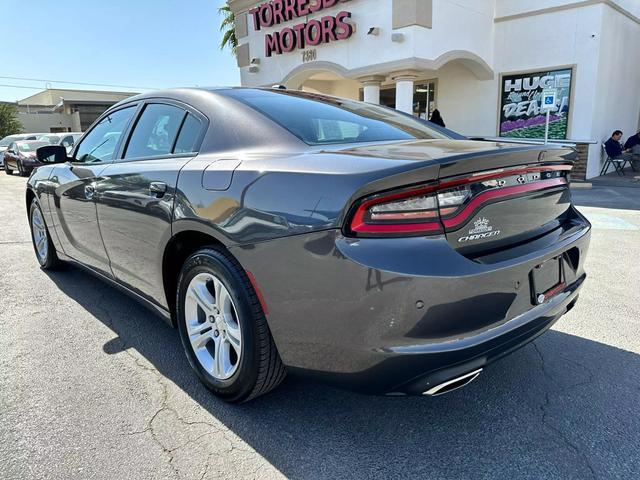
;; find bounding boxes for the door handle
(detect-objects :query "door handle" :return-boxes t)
[84,184,95,200]
[149,181,167,197]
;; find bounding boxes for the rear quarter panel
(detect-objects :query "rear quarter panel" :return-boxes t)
[172,151,440,245]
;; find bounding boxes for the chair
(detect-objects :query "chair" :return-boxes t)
[600,143,629,176]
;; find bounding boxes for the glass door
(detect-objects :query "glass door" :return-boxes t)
[414,82,437,119]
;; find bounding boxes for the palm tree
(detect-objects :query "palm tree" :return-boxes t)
[218,2,237,55]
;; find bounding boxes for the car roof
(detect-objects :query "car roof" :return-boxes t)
[104,87,461,155]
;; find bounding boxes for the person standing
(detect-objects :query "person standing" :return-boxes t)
[429,109,446,128]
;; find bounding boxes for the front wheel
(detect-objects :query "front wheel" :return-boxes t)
[17,160,27,177]
[176,247,286,403]
[29,199,61,270]
[4,162,12,175]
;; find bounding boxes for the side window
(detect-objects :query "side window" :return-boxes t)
[173,114,202,154]
[75,106,136,163]
[61,136,74,147]
[124,104,184,159]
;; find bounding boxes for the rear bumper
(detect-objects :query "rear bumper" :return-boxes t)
[231,209,591,394]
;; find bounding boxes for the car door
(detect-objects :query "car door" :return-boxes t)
[94,101,206,307]
[48,104,138,277]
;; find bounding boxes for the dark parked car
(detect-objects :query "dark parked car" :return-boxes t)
[4,140,50,176]
[27,88,591,402]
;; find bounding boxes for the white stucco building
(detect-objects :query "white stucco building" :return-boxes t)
[230,0,640,178]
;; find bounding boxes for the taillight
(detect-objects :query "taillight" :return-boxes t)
[347,165,571,238]
[437,187,472,216]
[348,185,442,236]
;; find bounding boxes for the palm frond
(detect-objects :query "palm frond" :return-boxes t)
[217,2,238,54]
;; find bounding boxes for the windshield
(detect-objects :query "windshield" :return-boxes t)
[38,135,61,144]
[223,89,453,146]
[0,135,21,147]
[17,142,48,152]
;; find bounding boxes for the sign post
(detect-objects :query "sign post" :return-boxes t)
[541,89,557,145]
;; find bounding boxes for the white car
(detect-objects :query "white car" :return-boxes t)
[37,133,83,154]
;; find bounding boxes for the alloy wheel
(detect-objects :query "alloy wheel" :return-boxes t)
[184,273,242,380]
[31,206,48,264]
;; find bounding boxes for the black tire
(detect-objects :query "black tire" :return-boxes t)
[4,162,12,175]
[17,160,27,177]
[176,247,286,403]
[29,198,62,270]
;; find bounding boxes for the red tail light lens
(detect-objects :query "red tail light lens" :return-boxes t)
[348,185,442,236]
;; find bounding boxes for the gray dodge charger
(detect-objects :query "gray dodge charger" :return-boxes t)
[27,88,590,402]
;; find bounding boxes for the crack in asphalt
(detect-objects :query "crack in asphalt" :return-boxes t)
[93,289,239,480]
[532,341,598,479]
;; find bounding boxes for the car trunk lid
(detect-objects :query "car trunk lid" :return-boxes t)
[340,139,575,253]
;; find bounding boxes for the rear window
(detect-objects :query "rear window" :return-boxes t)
[224,89,451,146]
[173,114,202,154]
[17,142,48,152]
[124,104,184,159]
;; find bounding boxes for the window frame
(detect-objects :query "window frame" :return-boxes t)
[116,98,208,163]
[71,102,142,165]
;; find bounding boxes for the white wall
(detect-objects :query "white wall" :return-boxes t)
[436,62,497,136]
[496,0,640,19]
[494,4,604,141]
[17,112,73,133]
[414,0,495,67]
[494,2,640,178]
[588,4,640,177]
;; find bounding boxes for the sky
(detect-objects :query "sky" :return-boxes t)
[0,0,240,102]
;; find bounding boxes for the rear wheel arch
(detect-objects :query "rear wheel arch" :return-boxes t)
[162,228,232,326]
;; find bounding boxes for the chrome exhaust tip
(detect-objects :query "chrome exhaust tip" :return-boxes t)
[423,368,483,396]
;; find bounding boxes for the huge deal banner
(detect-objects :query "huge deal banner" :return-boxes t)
[499,68,572,140]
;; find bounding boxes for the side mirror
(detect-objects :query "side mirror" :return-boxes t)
[36,145,69,164]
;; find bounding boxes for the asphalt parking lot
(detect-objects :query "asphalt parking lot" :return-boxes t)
[1,173,639,480]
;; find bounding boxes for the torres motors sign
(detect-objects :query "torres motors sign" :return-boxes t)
[249,0,354,57]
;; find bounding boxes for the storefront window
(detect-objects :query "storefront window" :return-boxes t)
[357,82,437,117]
[414,82,436,120]
[379,87,396,109]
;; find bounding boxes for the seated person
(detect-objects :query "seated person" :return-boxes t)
[605,131,639,173]
[624,130,640,154]
[605,130,634,163]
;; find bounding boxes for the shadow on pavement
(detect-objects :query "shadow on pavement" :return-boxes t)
[46,266,640,479]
